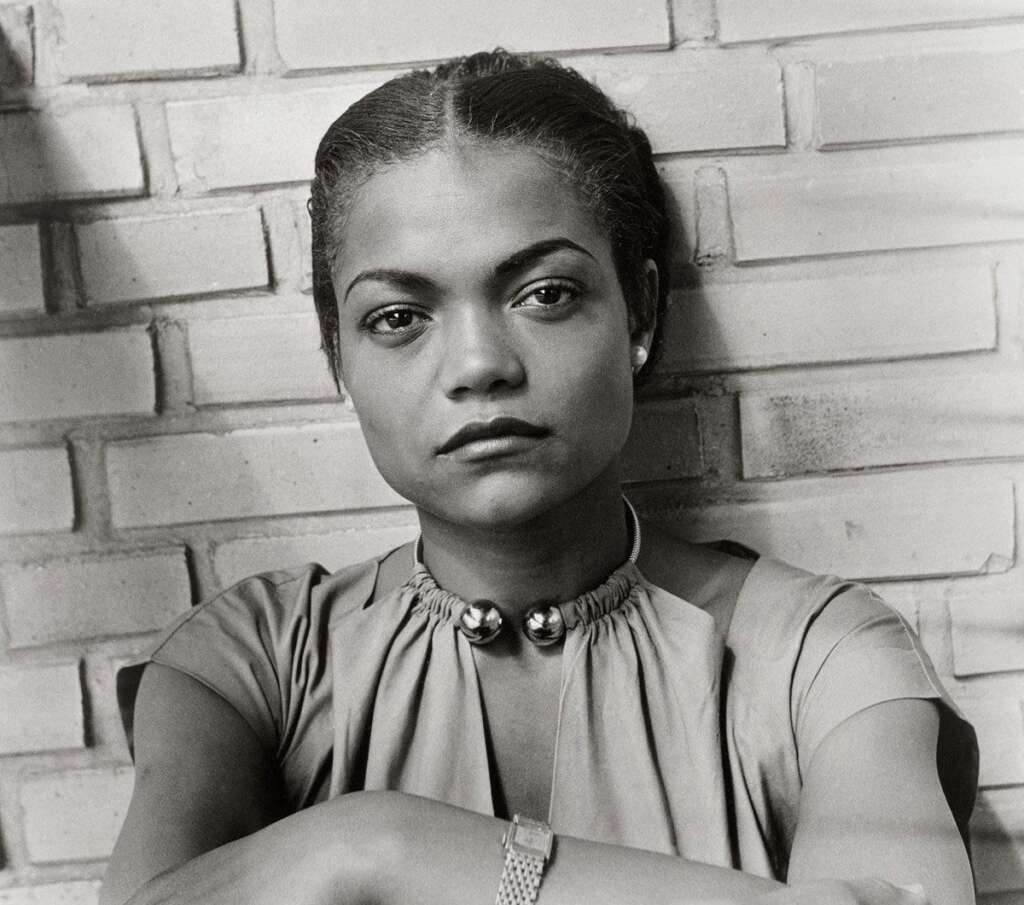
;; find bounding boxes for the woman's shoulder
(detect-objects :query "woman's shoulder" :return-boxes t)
[163,545,411,643]
[117,547,406,760]
[637,521,757,637]
[636,519,897,646]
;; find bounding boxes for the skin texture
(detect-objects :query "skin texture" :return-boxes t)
[100,143,974,905]
[334,143,641,534]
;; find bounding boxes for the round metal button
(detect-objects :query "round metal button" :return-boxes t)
[458,600,503,644]
[522,603,566,646]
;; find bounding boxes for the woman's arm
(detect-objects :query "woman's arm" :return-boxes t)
[785,698,974,905]
[99,664,285,905]
[371,697,967,905]
[102,667,961,905]
[102,663,783,905]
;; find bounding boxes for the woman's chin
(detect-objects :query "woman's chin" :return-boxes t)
[409,476,575,531]
[412,464,620,533]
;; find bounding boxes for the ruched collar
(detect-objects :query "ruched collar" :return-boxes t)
[402,559,645,631]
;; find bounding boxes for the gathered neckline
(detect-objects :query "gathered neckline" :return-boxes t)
[401,559,645,631]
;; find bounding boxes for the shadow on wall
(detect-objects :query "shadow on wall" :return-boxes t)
[0,13,27,875]
[620,176,729,483]
[2,13,1021,893]
[971,793,1024,896]
[0,9,26,92]
[623,163,1023,891]
[0,15,153,432]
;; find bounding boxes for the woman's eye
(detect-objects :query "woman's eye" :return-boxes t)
[364,306,426,336]
[517,282,579,309]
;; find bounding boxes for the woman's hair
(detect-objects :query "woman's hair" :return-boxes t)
[309,49,671,389]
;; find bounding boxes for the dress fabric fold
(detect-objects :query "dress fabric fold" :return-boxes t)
[117,546,978,880]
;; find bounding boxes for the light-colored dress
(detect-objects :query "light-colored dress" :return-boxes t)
[117,544,977,881]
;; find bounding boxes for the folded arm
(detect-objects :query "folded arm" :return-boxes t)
[100,666,971,905]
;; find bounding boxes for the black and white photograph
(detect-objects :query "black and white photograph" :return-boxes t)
[0,2,1022,903]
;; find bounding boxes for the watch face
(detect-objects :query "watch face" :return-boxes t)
[512,821,553,857]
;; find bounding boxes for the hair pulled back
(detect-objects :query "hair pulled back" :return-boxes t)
[309,49,671,389]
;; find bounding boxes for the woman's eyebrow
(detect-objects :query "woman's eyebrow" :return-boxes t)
[492,238,597,281]
[343,238,596,302]
[344,269,436,302]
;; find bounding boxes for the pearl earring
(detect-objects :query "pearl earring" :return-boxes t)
[631,345,649,371]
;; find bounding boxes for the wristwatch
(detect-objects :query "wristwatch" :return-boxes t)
[495,814,555,905]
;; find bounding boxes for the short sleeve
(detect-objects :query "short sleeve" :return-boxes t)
[792,586,946,759]
[116,565,327,759]
[791,584,978,842]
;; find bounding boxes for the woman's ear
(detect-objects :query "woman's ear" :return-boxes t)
[630,258,659,356]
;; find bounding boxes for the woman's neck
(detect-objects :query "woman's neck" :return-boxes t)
[416,480,632,621]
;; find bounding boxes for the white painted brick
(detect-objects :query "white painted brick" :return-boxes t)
[0,882,101,905]
[622,399,703,482]
[973,788,1024,893]
[671,0,716,42]
[579,52,785,153]
[107,424,405,528]
[0,660,84,755]
[693,166,731,263]
[54,0,239,80]
[0,446,74,535]
[953,696,1024,787]
[717,0,1024,42]
[0,4,33,86]
[729,141,1024,261]
[1,549,192,648]
[661,263,995,372]
[0,223,45,314]
[189,312,335,404]
[296,198,313,290]
[0,106,143,205]
[950,585,1024,677]
[167,85,381,192]
[0,329,154,423]
[273,0,669,71]
[655,158,700,263]
[667,470,1014,581]
[871,577,958,616]
[911,615,949,680]
[740,374,1024,478]
[864,581,919,626]
[77,211,268,305]
[214,523,419,585]
[21,767,133,863]
[817,49,1024,147]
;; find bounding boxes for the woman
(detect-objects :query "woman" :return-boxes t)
[101,51,977,905]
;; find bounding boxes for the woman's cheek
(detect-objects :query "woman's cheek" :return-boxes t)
[347,391,415,487]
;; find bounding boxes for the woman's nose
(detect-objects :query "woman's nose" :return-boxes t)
[440,309,526,398]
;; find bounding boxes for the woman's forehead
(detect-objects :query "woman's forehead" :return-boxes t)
[333,144,612,279]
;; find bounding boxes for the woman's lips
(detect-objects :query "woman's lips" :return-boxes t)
[437,417,550,457]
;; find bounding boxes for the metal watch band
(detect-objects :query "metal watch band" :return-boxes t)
[495,815,553,905]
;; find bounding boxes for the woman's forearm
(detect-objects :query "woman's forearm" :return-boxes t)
[120,791,925,905]
[359,793,926,905]
[367,791,782,905]
[116,789,779,905]
[119,794,380,905]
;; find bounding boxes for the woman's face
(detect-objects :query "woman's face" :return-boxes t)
[332,142,645,529]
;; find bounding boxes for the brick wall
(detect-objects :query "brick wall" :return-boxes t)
[0,1,1021,900]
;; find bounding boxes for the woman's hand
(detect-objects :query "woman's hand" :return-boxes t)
[753,879,928,905]
[699,880,928,905]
